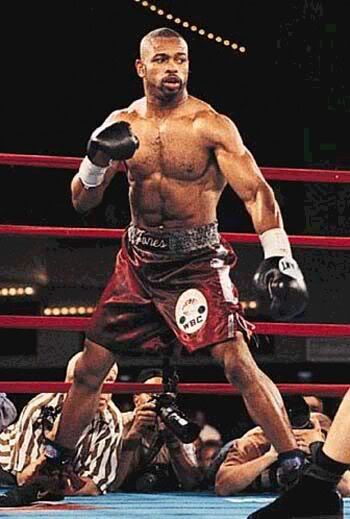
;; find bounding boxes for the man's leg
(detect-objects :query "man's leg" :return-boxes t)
[55,339,117,449]
[246,393,350,518]
[210,332,296,453]
[0,339,117,507]
[322,389,350,464]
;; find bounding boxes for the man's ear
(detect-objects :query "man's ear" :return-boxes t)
[135,59,146,78]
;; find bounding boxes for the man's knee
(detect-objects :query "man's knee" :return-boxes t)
[213,333,259,386]
[73,361,103,392]
[73,340,116,391]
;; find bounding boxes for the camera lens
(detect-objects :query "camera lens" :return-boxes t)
[154,394,200,443]
[135,472,159,492]
[157,405,200,443]
[284,395,312,429]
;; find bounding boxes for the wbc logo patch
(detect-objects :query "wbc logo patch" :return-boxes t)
[175,288,208,334]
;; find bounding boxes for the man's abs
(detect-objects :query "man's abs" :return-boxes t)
[121,98,226,229]
[128,172,221,229]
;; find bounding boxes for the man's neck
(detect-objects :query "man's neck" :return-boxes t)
[146,91,188,118]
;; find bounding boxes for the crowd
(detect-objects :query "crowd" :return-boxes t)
[0,353,345,502]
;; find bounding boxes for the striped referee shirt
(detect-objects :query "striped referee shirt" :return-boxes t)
[0,392,123,494]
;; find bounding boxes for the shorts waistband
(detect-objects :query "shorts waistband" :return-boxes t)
[127,222,220,253]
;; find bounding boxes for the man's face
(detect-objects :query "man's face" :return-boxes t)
[136,37,189,98]
[99,367,118,411]
[303,396,324,413]
[200,444,221,469]
[134,376,163,407]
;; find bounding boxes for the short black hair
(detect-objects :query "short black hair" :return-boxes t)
[136,368,163,383]
[144,27,184,40]
[140,28,187,59]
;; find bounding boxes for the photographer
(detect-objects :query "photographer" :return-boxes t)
[110,369,202,492]
[0,353,123,496]
[215,395,350,497]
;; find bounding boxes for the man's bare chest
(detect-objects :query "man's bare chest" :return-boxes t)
[127,120,209,180]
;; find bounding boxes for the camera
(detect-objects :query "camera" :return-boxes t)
[132,464,178,492]
[34,405,61,432]
[284,395,313,429]
[152,392,200,443]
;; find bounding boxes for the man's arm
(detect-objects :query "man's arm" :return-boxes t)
[10,394,55,484]
[203,112,283,236]
[109,404,157,490]
[163,432,202,490]
[109,434,140,490]
[64,475,101,496]
[71,110,138,214]
[200,111,308,321]
[215,445,278,496]
[71,161,123,214]
[16,453,46,486]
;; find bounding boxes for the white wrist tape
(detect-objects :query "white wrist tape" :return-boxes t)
[78,156,107,189]
[259,228,292,259]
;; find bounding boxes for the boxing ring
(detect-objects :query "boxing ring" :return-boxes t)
[1,152,350,517]
[0,491,295,518]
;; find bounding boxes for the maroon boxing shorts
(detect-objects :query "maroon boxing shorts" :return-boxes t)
[86,222,255,354]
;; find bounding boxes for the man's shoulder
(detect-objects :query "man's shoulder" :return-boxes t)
[106,98,146,123]
[190,98,237,137]
[189,97,218,121]
[21,393,58,414]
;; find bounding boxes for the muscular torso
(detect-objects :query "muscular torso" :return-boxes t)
[112,96,227,230]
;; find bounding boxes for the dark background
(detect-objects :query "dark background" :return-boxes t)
[0,1,349,434]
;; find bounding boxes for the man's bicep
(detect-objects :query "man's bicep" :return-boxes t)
[209,114,264,200]
[215,145,266,204]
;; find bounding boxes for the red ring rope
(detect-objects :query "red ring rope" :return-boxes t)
[0,153,82,170]
[1,153,350,183]
[0,315,348,336]
[0,381,347,397]
[1,224,349,250]
[1,154,348,407]
[1,154,349,341]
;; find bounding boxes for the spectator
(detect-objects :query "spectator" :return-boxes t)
[110,368,202,492]
[193,409,222,445]
[0,393,17,433]
[303,395,324,414]
[215,397,350,497]
[0,352,123,496]
[0,394,17,486]
[198,440,222,471]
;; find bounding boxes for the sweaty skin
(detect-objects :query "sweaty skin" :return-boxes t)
[72,37,281,235]
[119,97,226,229]
[66,35,296,458]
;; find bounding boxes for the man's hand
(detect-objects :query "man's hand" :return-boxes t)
[88,121,139,165]
[253,227,308,321]
[162,427,182,452]
[253,256,308,321]
[293,418,325,456]
[61,464,85,495]
[127,401,157,440]
[77,121,139,189]
[266,444,279,462]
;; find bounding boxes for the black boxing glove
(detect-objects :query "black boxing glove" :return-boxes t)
[253,228,308,321]
[78,121,139,189]
[87,120,139,163]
